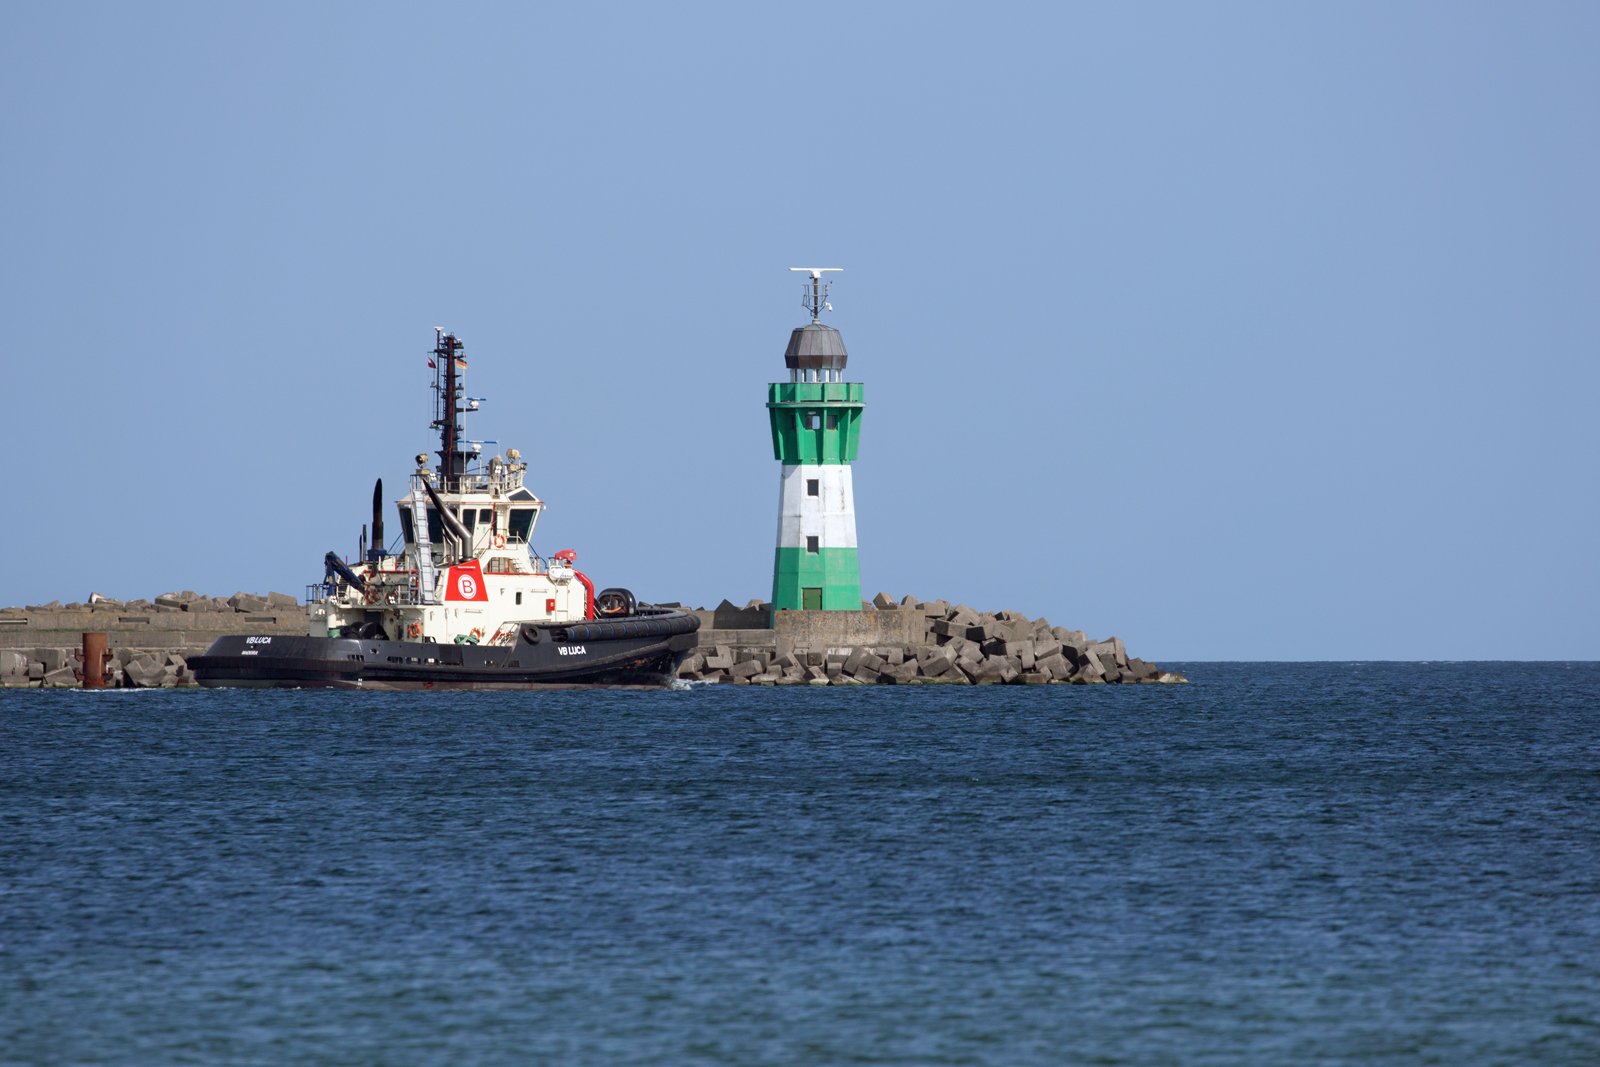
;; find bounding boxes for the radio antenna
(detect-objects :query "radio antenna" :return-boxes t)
[789,267,842,323]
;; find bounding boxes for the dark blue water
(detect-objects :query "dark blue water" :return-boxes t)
[3,663,1598,1065]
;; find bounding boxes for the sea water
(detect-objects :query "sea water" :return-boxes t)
[2,663,1597,1065]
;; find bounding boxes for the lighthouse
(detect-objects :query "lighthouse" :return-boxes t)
[769,268,864,611]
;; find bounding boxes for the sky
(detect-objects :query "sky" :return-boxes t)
[2,2,1595,660]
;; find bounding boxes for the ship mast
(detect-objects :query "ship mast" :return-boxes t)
[432,329,465,491]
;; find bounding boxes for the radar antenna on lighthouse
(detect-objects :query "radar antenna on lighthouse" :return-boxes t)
[789,267,842,323]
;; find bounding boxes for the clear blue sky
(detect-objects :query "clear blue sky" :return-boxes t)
[3,3,1595,660]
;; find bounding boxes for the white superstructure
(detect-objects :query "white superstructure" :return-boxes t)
[309,330,595,647]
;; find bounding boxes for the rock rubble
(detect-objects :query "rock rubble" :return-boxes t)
[677,593,1186,686]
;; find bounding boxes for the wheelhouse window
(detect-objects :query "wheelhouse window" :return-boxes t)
[399,511,416,545]
[478,509,493,525]
[461,508,476,532]
[507,508,536,543]
[425,508,444,544]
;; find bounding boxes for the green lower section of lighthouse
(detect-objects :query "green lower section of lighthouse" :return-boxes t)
[771,547,861,612]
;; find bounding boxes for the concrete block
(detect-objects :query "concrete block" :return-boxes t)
[930,619,963,638]
[1033,638,1063,661]
[34,648,70,672]
[229,593,269,613]
[267,591,299,608]
[854,666,880,684]
[25,601,63,612]
[704,655,734,671]
[998,620,1032,643]
[872,592,898,609]
[27,662,44,680]
[898,595,920,609]
[0,651,25,675]
[772,652,797,670]
[1020,673,1050,685]
[715,644,733,662]
[885,661,918,684]
[972,656,1008,679]
[1124,657,1153,679]
[843,648,868,674]
[966,622,999,643]
[919,599,950,617]
[123,659,159,687]
[1104,637,1129,667]
[1036,653,1071,678]
[784,666,807,681]
[729,659,763,679]
[947,605,979,626]
[43,666,78,687]
[884,647,903,666]
[805,665,828,682]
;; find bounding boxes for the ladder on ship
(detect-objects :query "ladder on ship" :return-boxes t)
[412,494,439,604]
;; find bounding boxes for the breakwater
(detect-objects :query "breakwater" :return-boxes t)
[673,593,1185,685]
[1,590,1183,688]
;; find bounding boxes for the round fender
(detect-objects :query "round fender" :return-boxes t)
[595,587,636,618]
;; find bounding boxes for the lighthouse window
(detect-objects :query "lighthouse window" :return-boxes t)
[826,413,838,430]
[806,479,819,497]
[806,536,819,553]
[805,413,821,430]
[507,508,535,543]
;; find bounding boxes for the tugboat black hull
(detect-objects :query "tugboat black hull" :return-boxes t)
[189,611,699,690]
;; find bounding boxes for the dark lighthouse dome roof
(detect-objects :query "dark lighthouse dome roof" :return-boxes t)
[784,323,848,372]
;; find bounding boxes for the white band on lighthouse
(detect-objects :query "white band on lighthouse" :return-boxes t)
[776,464,857,549]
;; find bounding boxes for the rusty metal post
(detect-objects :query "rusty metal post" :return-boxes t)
[78,632,108,689]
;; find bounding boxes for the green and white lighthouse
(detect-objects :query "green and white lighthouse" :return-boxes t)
[769,268,865,611]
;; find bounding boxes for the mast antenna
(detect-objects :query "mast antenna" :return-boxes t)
[431,328,466,490]
[789,267,842,324]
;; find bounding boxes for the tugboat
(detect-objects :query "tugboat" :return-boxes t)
[190,330,698,689]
